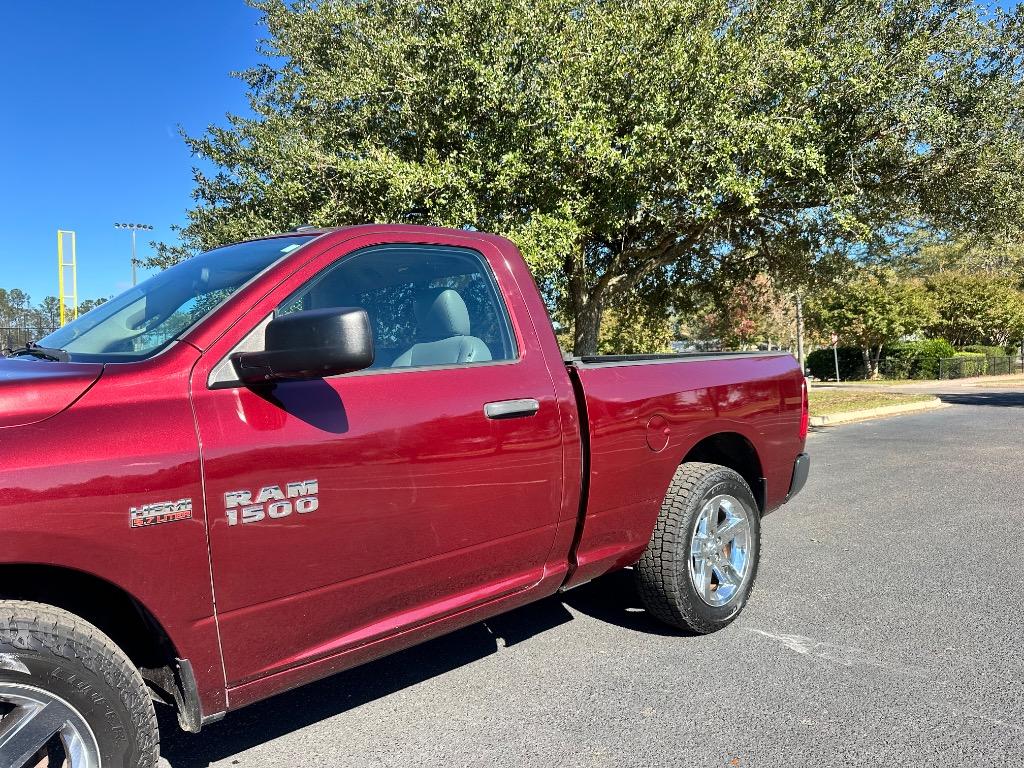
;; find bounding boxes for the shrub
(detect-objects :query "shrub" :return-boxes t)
[961,344,1013,357]
[941,352,987,378]
[882,339,956,379]
[806,346,866,380]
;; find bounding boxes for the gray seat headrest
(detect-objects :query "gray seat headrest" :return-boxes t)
[414,288,471,340]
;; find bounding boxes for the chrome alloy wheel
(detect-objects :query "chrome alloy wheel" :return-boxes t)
[688,493,754,607]
[0,683,101,768]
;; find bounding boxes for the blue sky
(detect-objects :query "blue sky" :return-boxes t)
[0,2,264,302]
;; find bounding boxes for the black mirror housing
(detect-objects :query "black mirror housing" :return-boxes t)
[232,307,374,385]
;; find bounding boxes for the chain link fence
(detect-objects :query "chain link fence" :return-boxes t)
[938,355,1023,379]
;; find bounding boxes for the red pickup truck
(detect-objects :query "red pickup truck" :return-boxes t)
[0,225,808,767]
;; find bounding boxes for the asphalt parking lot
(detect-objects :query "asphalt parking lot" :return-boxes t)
[159,390,1024,767]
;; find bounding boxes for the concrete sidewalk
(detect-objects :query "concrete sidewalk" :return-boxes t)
[809,396,947,427]
[810,374,1024,425]
[812,372,1024,395]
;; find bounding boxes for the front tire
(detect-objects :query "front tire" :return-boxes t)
[0,601,158,768]
[635,462,761,633]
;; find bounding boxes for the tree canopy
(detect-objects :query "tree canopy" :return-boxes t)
[923,272,1024,347]
[163,0,1024,353]
[0,289,108,349]
[805,267,934,376]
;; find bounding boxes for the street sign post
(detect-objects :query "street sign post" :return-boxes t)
[831,333,840,382]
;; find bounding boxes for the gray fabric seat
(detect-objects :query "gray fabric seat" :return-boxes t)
[392,288,492,367]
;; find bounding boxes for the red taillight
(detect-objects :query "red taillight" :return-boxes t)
[799,377,809,439]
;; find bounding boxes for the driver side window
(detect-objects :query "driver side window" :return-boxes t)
[278,244,517,369]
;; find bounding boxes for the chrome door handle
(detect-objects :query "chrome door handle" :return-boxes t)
[484,399,540,419]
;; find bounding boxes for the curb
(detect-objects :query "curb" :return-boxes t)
[809,397,948,427]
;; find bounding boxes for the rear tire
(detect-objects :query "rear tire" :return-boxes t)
[635,462,761,633]
[0,600,158,768]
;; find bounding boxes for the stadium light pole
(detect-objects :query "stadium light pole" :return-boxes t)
[113,223,154,286]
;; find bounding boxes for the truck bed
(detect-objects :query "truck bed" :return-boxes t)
[563,351,806,588]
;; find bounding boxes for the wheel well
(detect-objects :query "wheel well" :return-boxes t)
[682,432,765,512]
[0,564,176,668]
[0,564,191,718]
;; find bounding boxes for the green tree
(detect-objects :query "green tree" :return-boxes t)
[32,296,61,330]
[3,289,31,328]
[76,297,109,316]
[161,0,1024,353]
[924,272,1024,347]
[805,268,934,377]
[903,238,1024,281]
[597,305,675,355]
[0,289,12,328]
[0,291,110,335]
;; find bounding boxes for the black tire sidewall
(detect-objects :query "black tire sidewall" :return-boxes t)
[675,471,761,628]
[0,632,145,765]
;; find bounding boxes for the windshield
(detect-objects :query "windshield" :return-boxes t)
[38,236,315,362]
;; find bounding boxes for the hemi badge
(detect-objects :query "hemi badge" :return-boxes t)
[130,499,193,528]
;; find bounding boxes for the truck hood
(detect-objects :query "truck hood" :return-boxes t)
[0,357,104,428]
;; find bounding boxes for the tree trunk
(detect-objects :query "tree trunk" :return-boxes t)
[565,240,607,356]
[864,344,883,379]
[861,347,872,379]
[871,344,885,379]
[572,297,604,356]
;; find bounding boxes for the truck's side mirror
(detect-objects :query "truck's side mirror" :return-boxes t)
[232,307,374,385]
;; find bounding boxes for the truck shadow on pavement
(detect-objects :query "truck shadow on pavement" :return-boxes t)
[158,571,678,767]
[558,568,687,637]
[936,391,1024,408]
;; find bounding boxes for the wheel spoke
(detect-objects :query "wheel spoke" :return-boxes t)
[719,497,736,519]
[0,701,65,768]
[713,555,743,588]
[690,534,704,556]
[701,505,717,535]
[63,726,89,768]
[692,555,713,599]
[717,515,749,543]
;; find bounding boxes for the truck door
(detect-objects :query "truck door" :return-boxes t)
[190,236,564,686]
